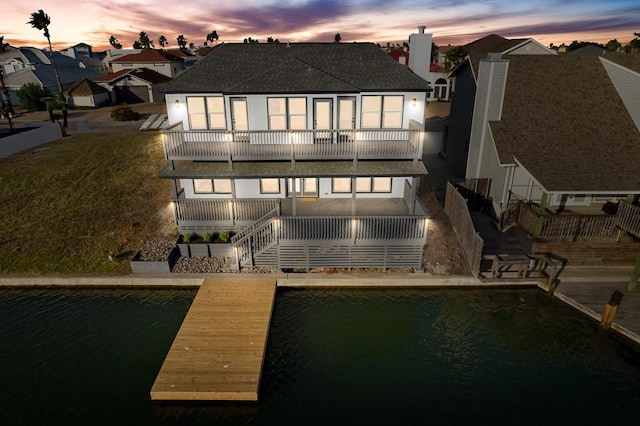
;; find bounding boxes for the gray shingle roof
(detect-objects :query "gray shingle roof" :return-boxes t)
[489,55,640,193]
[163,43,431,94]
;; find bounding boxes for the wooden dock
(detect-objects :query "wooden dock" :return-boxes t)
[150,278,277,401]
[552,268,640,345]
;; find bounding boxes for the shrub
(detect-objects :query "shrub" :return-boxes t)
[16,83,52,111]
[110,103,140,121]
[219,231,230,242]
[182,232,192,243]
[202,233,212,243]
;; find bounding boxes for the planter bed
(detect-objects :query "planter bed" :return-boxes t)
[130,246,179,273]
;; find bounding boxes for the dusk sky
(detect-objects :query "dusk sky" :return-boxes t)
[2,0,639,51]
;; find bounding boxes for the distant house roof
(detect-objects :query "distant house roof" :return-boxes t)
[565,44,611,56]
[195,46,217,56]
[165,48,195,59]
[430,63,445,73]
[388,48,409,67]
[489,55,640,193]
[94,67,172,85]
[163,42,432,94]
[112,49,185,63]
[64,78,109,96]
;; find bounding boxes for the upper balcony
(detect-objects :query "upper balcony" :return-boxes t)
[162,121,424,164]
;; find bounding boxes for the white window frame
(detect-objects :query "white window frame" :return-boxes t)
[332,178,352,193]
[355,177,392,193]
[193,179,232,194]
[268,97,307,130]
[187,96,227,130]
[361,95,404,129]
[260,178,281,194]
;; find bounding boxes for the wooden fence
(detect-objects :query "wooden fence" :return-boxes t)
[444,183,483,277]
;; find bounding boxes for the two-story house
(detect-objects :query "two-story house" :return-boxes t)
[454,53,640,251]
[160,42,432,271]
[111,49,185,78]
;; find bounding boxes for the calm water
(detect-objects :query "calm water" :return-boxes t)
[1,287,639,425]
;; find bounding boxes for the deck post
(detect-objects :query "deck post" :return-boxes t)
[351,177,357,215]
[533,192,548,238]
[629,250,640,291]
[600,290,623,329]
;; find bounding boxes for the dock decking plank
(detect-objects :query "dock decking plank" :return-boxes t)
[150,278,277,401]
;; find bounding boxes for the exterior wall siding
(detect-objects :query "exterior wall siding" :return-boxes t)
[466,57,509,178]
[601,58,640,131]
[508,42,556,55]
[444,63,476,175]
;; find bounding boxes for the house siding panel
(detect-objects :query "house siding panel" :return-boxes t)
[444,64,476,175]
[601,58,640,131]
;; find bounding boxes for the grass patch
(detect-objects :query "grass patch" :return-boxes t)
[0,132,174,274]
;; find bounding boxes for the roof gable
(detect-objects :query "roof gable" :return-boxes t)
[163,43,431,94]
[64,78,109,96]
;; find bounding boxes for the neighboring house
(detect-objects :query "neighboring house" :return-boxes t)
[455,53,640,242]
[101,49,142,72]
[60,45,105,73]
[111,49,185,78]
[161,42,432,270]
[94,67,171,103]
[444,34,556,175]
[0,46,99,105]
[64,78,110,107]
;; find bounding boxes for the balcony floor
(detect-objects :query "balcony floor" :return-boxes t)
[280,197,414,216]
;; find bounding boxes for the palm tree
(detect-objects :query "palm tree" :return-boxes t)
[109,35,122,49]
[158,35,168,48]
[137,32,154,50]
[28,9,66,127]
[444,46,467,71]
[206,30,219,44]
[177,35,187,50]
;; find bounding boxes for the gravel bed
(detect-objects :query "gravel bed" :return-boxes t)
[137,238,175,261]
[172,256,281,274]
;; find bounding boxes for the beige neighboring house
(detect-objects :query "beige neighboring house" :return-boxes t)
[446,52,640,258]
[94,67,171,103]
[443,34,556,175]
[64,78,110,107]
[111,49,185,78]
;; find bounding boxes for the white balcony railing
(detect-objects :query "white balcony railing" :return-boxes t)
[162,126,423,162]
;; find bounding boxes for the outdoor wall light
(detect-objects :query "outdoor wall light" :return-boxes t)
[174,99,180,108]
[412,97,417,106]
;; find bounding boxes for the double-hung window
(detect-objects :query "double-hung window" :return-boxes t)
[355,177,392,193]
[361,95,404,128]
[193,179,232,194]
[268,97,307,130]
[187,96,226,130]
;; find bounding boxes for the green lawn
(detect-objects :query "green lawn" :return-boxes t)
[0,132,174,274]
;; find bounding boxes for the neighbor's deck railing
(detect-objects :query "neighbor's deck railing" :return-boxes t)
[617,201,640,239]
[162,124,423,162]
[515,202,620,241]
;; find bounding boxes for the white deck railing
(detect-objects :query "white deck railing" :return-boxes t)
[162,128,423,161]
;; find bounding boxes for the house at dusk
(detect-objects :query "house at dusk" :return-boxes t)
[111,49,185,78]
[160,42,432,270]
